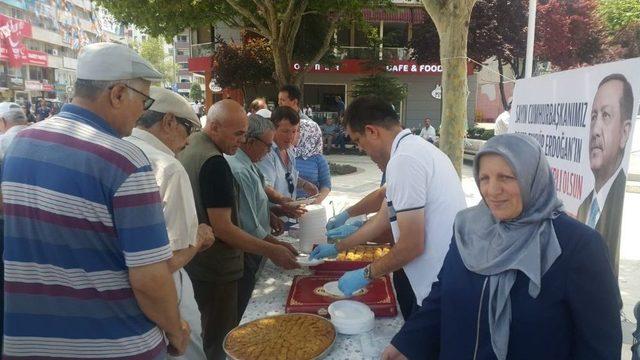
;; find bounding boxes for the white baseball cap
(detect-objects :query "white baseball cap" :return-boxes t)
[0,102,21,117]
[255,108,272,119]
[77,42,163,82]
[148,87,201,130]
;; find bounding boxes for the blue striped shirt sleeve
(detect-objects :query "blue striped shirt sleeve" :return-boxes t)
[112,167,172,267]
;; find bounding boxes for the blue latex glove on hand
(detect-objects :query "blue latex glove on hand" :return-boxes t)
[338,268,370,297]
[326,220,364,240]
[326,211,350,231]
[309,243,338,260]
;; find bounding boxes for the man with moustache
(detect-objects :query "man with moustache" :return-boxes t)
[178,100,298,360]
[577,73,634,277]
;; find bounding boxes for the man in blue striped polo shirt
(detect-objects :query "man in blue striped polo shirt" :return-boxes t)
[1,43,189,359]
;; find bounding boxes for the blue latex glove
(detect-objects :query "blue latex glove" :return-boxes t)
[326,220,364,240]
[326,211,350,231]
[338,268,370,297]
[309,243,338,260]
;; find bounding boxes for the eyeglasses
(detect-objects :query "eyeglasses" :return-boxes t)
[252,136,273,148]
[109,84,155,110]
[285,171,295,195]
[176,117,195,135]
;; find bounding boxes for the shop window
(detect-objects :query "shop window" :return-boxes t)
[382,22,409,48]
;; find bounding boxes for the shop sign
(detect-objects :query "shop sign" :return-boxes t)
[8,76,23,89]
[431,84,442,99]
[292,59,471,76]
[25,80,42,91]
[62,56,77,70]
[1,47,49,67]
[26,50,48,67]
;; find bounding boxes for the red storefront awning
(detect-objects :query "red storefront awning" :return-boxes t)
[362,8,427,24]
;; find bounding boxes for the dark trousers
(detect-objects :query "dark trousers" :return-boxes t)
[190,278,238,360]
[237,253,263,317]
[393,268,418,320]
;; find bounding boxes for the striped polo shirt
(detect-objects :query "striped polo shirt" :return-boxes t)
[1,104,172,359]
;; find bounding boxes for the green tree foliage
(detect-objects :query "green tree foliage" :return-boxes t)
[134,37,178,85]
[598,0,640,59]
[351,37,407,108]
[598,0,640,31]
[189,83,203,101]
[96,0,388,87]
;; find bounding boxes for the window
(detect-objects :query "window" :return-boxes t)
[336,26,351,47]
[382,22,409,48]
[176,50,186,56]
[177,35,188,42]
[354,22,379,47]
[11,9,23,19]
[29,66,44,81]
[180,63,189,69]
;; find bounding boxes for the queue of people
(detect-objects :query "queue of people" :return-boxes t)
[0,41,624,360]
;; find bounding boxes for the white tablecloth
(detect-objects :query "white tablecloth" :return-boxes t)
[239,237,404,359]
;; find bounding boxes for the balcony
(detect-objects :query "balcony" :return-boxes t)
[337,46,411,61]
[191,42,216,58]
[175,41,191,50]
[382,47,411,61]
[175,55,190,63]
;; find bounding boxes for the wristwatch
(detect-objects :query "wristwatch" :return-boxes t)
[363,264,374,281]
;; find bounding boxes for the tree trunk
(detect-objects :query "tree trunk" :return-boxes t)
[423,0,476,176]
[497,58,508,110]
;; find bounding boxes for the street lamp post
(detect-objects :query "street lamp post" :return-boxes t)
[525,0,537,78]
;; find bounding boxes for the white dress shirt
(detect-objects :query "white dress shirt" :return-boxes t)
[125,128,198,251]
[125,128,206,360]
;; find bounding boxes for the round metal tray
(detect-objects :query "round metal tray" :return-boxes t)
[223,313,336,360]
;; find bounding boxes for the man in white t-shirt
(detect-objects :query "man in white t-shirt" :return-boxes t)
[310,96,466,318]
[419,116,436,143]
[494,99,512,135]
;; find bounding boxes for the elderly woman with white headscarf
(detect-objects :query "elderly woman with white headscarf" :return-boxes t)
[382,133,621,360]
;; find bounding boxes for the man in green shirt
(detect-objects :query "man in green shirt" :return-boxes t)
[226,114,297,315]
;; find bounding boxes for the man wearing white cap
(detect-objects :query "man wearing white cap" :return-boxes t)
[1,43,189,358]
[0,108,28,160]
[126,87,216,359]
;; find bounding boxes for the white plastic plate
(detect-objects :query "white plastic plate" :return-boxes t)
[323,281,365,298]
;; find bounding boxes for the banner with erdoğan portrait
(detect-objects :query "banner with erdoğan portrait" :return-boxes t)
[0,13,32,68]
[509,58,640,276]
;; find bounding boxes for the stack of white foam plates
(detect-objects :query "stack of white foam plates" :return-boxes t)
[299,204,327,252]
[328,300,375,335]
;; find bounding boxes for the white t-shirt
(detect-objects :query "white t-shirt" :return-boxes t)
[419,125,436,142]
[494,110,510,135]
[385,129,467,304]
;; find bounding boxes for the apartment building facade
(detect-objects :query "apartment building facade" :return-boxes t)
[0,0,126,105]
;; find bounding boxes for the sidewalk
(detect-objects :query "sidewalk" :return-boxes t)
[324,154,638,359]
